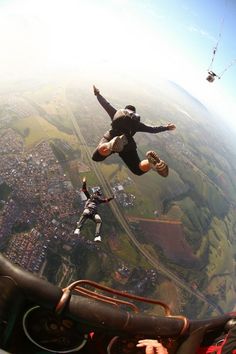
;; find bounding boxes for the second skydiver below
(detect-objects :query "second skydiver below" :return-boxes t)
[74,177,114,242]
[92,85,176,177]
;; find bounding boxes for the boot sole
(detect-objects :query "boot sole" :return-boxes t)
[146,151,169,177]
[109,135,128,152]
[156,161,169,177]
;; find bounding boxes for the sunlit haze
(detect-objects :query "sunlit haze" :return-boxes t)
[0,0,235,127]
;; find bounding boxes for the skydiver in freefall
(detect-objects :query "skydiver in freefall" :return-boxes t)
[92,85,176,177]
[74,177,114,242]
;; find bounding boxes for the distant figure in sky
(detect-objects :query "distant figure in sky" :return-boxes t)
[74,177,114,242]
[92,85,176,177]
[206,71,218,83]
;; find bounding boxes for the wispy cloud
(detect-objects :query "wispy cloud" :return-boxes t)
[187,25,216,42]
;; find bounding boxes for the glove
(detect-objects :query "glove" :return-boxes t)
[82,177,86,183]
[93,85,100,96]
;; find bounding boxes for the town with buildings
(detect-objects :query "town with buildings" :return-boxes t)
[0,128,78,273]
[0,126,158,293]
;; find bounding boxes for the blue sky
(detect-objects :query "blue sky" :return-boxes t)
[142,0,236,94]
[0,0,235,123]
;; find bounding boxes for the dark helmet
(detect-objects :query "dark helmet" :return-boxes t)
[125,105,136,113]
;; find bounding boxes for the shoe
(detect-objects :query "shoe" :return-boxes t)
[94,235,102,242]
[146,150,169,177]
[74,228,80,235]
[107,135,128,152]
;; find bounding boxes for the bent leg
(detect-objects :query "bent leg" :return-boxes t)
[76,208,91,229]
[92,147,110,161]
[119,149,151,176]
[146,151,169,177]
[139,159,152,173]
[92,213,102,237]
[92,132,112,161]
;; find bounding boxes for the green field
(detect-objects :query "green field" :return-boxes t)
[2,80,236,318]
[12,115,77,148]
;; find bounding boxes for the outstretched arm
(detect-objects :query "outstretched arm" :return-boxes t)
[97,195,114,204]
[134,121,176,134]
[81,177,90,199]
[106,195,114,203]
[93,85,117,120]
[97,196,114,204]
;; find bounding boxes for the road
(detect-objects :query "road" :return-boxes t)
[64,91,223,315]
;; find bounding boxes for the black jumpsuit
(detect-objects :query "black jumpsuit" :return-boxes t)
[92,93,169,175]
